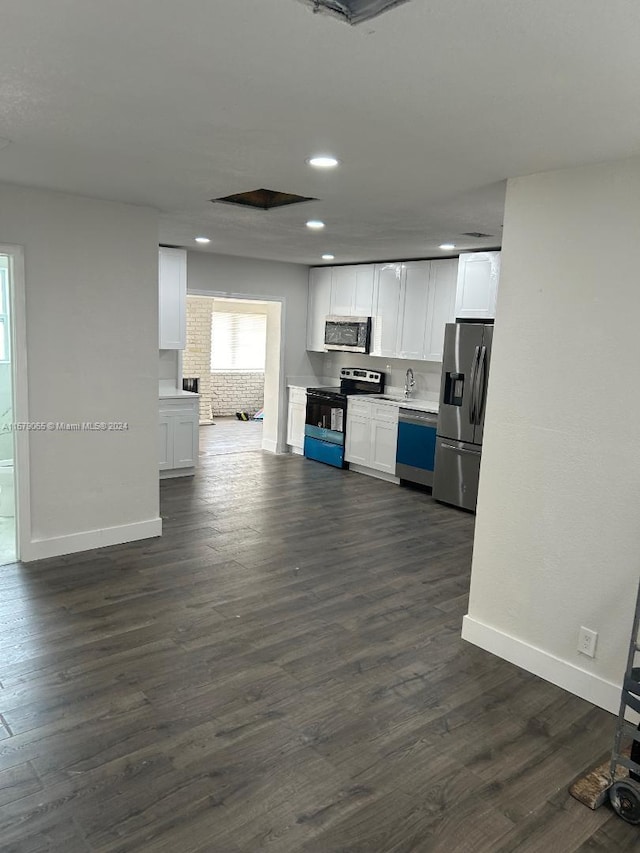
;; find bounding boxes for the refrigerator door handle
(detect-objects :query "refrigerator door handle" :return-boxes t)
[475,346,487,425]
[440,442,482,456]
[468,346,480,425]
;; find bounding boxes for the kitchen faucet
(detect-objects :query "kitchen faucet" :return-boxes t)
[404,367,415,399]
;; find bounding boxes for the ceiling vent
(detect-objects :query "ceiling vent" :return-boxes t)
[212,188,317,210]
[299,0,410,25]
[462,231,494,239]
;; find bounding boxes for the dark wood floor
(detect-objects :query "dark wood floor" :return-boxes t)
[0,425,635,851]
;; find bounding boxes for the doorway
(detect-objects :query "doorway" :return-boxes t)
[0,253,19,564]
[184,291,284,455]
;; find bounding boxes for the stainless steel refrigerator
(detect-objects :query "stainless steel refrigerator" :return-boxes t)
[432,322,493,511]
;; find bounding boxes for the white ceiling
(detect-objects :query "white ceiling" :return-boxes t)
[2,0,640,264]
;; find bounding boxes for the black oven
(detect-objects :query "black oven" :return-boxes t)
[304,389,347,468]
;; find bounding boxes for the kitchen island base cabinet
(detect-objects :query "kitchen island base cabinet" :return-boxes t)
[345,398,399,483]
[160,398,199,478]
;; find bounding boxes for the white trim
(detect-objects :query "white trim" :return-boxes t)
[0,245,28,562]
[160,467,195,480]
[21,517,163,562]
[348,463,400,485]
[461,614,620,715]
[188,288,287,453]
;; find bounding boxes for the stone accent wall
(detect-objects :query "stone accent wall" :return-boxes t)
[183,296,214,423]
[183,295,265,421]
[211,372,265,417]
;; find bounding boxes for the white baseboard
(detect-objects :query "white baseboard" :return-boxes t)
[21,517,163,563]
[461,614,620,715]
[262,438,279,453]
[349,463,400,485]
[160,467,195,479]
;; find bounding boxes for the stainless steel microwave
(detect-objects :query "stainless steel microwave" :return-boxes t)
[324,316,371,353]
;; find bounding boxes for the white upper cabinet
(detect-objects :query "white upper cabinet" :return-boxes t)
[375,260,457,361]
[424,259,458,361]
[330,266,357,316]
[455,251,501,320]
[371,263,404,357]
[306,266,333,352]
[159,247,187,349]
[330,264,375,316]
[307,257,462,360]
[398,261,431,360]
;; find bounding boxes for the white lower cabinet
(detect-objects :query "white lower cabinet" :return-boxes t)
[345,399,399,481]
[159,397,199,477]
[287,386,307,454]
[344,411,370,466]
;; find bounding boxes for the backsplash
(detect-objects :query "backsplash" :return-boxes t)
[322,352,442,398]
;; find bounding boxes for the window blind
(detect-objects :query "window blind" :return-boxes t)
[211,311,267,371]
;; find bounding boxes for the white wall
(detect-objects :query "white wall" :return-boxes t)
[0,183,160,560]
[187,252,318,451]
[464,155,640,713]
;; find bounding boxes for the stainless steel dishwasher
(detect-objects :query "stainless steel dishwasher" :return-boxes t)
[395,408,438,487]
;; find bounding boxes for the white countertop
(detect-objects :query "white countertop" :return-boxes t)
[357,392,439,414]
[285,379,439,413]
[399,398,439,414]
[159,383,200,399]
[286,375,338,389]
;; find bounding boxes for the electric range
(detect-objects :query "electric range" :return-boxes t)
[304,368,385,468]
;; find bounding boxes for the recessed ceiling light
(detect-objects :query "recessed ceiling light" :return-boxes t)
[195,236,210,244]
[306,220,325,230]
[322,254,335,261]
[307,156,339,169]
[439,243,456,250]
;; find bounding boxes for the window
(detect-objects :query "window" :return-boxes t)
[211,311,266,372]
[0,267,9,363]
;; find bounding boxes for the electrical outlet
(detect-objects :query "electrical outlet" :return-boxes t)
[578,626,598,658]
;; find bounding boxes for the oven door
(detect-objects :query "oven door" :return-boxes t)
[304,391,348,468]
[305,392,346,445]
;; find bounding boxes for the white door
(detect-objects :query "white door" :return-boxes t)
[455,252,500,320]
[173,412,199,467]
[370,418,398,474]
[424,259,458,361]
[345,413,371,466]
[159,247,187,349]
[287,400,306,450]
[159,416,173,470]
[330,266,357,316]
[398,261,430,359]
[352,264,375,316]
[371,263,403,357]
[307,267,333,351]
